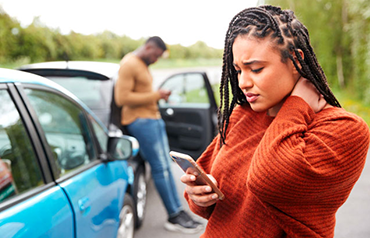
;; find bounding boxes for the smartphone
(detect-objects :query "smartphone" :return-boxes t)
[169,151,225,200]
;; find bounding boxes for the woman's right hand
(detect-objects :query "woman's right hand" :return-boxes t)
[181,173,220,207]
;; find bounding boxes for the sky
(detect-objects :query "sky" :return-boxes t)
[0,0,260,49]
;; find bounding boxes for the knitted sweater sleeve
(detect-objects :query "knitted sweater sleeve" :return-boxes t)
[247,96,370,235]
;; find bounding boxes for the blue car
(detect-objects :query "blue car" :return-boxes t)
[18,61,150,229]
[0,68,139,238]
[18,61,220,233]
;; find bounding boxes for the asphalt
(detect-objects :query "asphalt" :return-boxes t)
[134,163,207,238]
[335,152,370,237]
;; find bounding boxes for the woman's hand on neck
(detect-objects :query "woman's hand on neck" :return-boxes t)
[291,77,329,113]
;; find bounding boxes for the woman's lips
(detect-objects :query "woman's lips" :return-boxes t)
[245,93,259,103]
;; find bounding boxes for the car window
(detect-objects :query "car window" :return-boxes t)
[24,89,97,177]
[90,116,108,152]
[159,73,210,107]
[0,90,43,203]
[45,76,113,110]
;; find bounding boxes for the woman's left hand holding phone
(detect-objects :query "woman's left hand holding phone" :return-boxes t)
[181,172,220,207]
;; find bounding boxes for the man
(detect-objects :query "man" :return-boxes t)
[114,36,203,233]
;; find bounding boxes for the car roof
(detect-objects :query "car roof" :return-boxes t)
[0,67,83,104]
[18,61,120,80]
[0,68,105,125]
[0,67,60,86]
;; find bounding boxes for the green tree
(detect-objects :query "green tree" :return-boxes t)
[264,0,351,88]
[347,0,370,102]
[0,7,22,63]
[168,44,188,59]
[53,33,73,60]
[119,36,143,58]
[263,0,370,101]
[14,17,57,62]
[0,6,224,67]
[96,31,122,59]
[65,32,102,60]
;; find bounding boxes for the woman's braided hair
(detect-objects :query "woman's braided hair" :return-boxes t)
[218,5,341,146]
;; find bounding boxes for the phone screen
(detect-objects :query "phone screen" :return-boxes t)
[171,155,195,172]
[170,151,225,200]
[170,152,208,185]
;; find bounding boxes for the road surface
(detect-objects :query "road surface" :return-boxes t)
[134,162,207,238]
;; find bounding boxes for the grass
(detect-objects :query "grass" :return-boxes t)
[333,89,370,126]
[0,57,32,69]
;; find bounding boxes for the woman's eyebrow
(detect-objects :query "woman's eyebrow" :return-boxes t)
[233,60,265,67]
[242,60,264,65]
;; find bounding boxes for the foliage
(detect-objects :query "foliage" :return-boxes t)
[0,7,22,63]
[262,0,370,103]
[333,88,370,126]
[0,8,223,67]
[346,0,370,103]
[15,17,57,62]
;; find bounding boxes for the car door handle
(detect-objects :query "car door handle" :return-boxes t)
[166,108,174,116]
[78,197,91,212]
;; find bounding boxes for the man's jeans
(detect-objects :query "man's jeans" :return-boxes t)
[127,118,182,217]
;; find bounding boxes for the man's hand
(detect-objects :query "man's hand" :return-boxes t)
[158,89,171,101]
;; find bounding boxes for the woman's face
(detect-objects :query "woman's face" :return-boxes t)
[232,35,301,116]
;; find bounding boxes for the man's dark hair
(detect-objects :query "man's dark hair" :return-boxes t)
[146,36,167,51]
[218,5,341,146]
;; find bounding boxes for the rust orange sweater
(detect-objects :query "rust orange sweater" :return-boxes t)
[185,96,370,237]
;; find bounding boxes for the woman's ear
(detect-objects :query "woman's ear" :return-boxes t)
[292,49,304,75]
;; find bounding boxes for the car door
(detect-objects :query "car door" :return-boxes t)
[158,72,218,160]
[21,85,132,238]
[0,84,74,238]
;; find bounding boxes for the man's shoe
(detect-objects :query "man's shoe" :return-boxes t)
[164,210,204,234]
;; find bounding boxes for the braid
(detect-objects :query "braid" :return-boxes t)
[218,5,341,147]
[287,18,340,106]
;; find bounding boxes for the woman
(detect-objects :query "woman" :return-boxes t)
[181,5,370,237]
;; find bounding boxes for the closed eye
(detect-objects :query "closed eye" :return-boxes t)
[252,67,263,73]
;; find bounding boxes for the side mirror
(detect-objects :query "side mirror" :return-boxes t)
[107,134,139,160]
